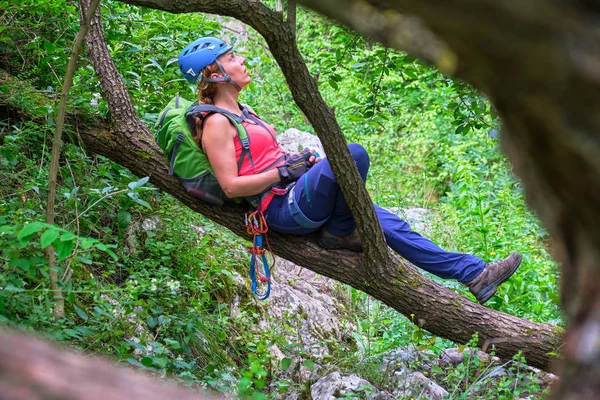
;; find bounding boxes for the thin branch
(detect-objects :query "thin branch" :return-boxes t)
[287,0,297,34]
[45,0,102,321]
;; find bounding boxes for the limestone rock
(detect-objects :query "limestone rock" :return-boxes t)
[387,207,433,234]
[393,372,448,400]
[267,259,354,358]
[311,372,392,400]
[380,346,436,374]
[277,128,325,156]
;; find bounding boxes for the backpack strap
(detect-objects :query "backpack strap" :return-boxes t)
[186,104,254,173]
[169,132,185,175]
[244,113,277,143]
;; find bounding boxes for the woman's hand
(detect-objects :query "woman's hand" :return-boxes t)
[286,148,322,168]
[277,148,323,183]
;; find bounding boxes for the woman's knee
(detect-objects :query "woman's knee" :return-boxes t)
[348,143,370,177]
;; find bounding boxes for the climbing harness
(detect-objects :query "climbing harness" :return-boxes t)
[245,210,274,300]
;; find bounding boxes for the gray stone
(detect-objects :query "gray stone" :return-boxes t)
[393,372,448,400]
[311,372,392,400]
[380,346,436,374]
[266,259,355,358]
[387,207,433,234]
[439,348,500,368]
[142,218,163,231]
[277,128,325,156]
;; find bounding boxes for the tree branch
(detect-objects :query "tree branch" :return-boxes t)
[46,0,102,321]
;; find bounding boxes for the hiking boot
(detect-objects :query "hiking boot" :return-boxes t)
[466,253,522,304]
[318,227,363,252]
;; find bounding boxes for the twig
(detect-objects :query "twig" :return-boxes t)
[61,157,80,284]
[64,188,128,229]
[458,96,495,130]
[370,48,388,116]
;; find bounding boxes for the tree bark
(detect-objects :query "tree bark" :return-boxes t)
[0,328,212,400]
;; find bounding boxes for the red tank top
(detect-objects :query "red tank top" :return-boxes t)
[233,113,286,210]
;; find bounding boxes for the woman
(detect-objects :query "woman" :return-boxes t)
[177,37,522,305]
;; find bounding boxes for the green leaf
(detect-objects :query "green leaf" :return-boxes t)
[55,239,76,260]
[40,228,60,248]
[302,359,315,371]
[328,79,339,90]
[153,357,168,368]
[128,176,149,190]
[145,58,164,73]
[74,305,89,321]
[94,306,114,319]
[131,196,151,209]
[146,316,157,329]
[76,327,95,336]
[118,210,132,228]
[4,284,24,292]
[79,238,96,250]
[9,258,30,272]
[125,358,144,368]
[125,339,146,353]
[77,255,93,265]
[104,249,118,261]
[164,338,181,349]
[60,231,77,241]
[141,357,153,367]
[17,222,47,240]
[281,358,292,371]
[63,329,81,339]
[126,70,141,79]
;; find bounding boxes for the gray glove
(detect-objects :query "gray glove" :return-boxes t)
[277,149,313,183]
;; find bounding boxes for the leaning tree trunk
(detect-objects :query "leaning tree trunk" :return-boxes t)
[34,0,561,372]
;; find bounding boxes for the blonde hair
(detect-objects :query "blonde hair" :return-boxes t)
[194,62,222,147]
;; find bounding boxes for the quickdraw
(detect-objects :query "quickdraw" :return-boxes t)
[245,210,274,300]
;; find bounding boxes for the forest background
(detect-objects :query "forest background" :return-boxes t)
[0,0,561,398]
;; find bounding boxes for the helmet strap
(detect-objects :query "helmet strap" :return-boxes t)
[200,59,242,91]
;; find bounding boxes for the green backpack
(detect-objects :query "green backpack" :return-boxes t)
[154,95,252,206]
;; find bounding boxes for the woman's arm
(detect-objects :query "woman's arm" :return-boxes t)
[202,114,280,198]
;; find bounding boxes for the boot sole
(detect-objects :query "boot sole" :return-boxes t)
[477,253,522,304]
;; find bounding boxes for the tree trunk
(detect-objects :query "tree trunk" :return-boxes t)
[0,328,212,400]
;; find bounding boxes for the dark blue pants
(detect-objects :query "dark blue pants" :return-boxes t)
[265,144,485,282]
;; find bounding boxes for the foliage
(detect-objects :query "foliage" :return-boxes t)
[0,1,560,399]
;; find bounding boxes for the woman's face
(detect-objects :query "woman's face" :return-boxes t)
[215,50,251,90]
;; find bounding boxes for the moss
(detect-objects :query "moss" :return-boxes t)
[136,149,154,161]
[452,296,464,308]
[0,70,50,119]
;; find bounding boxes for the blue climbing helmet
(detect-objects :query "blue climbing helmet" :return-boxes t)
[178,37,241,90]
